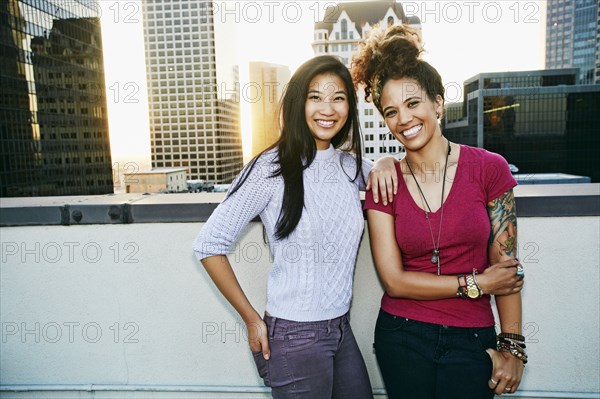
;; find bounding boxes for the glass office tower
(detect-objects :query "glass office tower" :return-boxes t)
[545,0,599,84]
[0,0,113,197]
[443,69,600,182]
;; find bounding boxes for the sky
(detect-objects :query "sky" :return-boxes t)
[99,0,546,168]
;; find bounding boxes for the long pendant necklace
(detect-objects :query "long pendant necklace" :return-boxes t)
[405,140,451,276]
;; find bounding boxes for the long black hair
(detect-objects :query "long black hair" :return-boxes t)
[227,55,364,240]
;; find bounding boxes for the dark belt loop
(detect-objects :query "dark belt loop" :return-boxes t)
[269,316,277,338]
[340,313,348,333]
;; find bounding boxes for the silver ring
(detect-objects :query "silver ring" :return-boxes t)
[516,266,525,276]
[490,378,498,385]
[505,387,512,392]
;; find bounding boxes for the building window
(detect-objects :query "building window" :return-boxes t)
[341,19,348,40]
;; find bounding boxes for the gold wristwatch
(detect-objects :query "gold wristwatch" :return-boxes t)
[465,273,482,299]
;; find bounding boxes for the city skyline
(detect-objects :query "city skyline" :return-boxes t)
[102,0,547,171]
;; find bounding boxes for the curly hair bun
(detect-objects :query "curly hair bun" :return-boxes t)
[380,25,422,67]
[352,24,442,113]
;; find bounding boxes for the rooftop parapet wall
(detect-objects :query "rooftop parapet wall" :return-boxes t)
[0,185,599,398]
[1,184,599,227]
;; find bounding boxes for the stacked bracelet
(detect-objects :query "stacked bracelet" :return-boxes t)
[498,332,525,342]
[497,332,528,364]
[456,274,468,299]
[472,270,484,295]
[465,269,483,299]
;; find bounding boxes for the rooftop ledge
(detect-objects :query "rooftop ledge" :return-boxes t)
[1,183,598,227]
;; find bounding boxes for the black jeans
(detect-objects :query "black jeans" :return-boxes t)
[374,309,496,399]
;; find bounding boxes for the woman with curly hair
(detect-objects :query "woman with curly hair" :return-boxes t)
[352,25,527,398]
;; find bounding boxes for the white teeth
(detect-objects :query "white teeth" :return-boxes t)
[317,120,335,128]
[402,124,422,137]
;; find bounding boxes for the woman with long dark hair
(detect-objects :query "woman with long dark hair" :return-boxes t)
[353,25,526,398]
[193,55,388,398]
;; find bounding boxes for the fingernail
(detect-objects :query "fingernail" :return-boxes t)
[264,354,270,360]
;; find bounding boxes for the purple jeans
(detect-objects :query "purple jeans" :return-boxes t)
[252,313,373,399]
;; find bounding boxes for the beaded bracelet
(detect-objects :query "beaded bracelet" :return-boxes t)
[497,339,528,364]
[498,336,526,350]
[498,341,528,362]
[498,332,525,342]
[471,269,484,296]
[471,270,484,295]
[498,339,527,353]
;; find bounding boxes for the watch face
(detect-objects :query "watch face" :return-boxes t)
[467,287,480,298]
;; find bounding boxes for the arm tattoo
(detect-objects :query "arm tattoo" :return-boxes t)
[487,189,517,258]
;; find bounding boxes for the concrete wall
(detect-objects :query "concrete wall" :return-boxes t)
[1,214,599,398]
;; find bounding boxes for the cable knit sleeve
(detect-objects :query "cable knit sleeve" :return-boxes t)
[192,152,278,261]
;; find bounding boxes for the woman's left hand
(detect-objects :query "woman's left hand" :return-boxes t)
[486,348,525,395]
[366,156,398,205]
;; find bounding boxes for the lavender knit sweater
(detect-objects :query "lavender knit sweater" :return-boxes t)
[193,145,373,321]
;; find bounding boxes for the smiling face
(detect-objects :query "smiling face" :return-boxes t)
[304,73,349,150]
[380,77,443,152]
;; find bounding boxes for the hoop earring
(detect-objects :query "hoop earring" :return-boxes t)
[436,112,440,119]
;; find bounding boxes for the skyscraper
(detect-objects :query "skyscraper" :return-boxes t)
[313,0,421,161]
[443,69,600,182]
[141,0,243,184]
[249,61,290,158]
[545,0,600,84]
[1,0,113,197]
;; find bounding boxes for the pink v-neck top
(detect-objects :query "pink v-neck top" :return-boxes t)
[365,145,517,327]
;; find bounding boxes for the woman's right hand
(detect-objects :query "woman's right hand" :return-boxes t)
[201,256,271,360]
[247,316,270,360]
[367,156,399,205]
[477,259,523,295]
